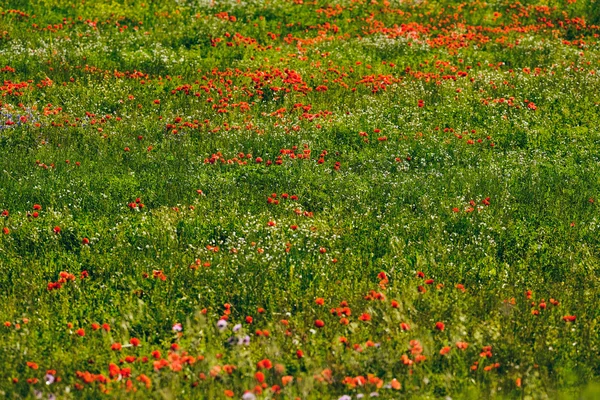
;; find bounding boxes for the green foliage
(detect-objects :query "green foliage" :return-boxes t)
[0,0,599,398]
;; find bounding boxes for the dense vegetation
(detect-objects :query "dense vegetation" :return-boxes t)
[1,0,600,398]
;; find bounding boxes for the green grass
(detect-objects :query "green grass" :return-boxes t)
[1,0,600,398]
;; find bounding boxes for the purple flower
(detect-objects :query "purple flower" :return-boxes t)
[233,323,242,332]
[242,393,257,400]
[45,373,55,385]
[216,319,228,331]
[238,335,251,346]
[172,323,183,332]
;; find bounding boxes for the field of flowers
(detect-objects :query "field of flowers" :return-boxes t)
[2,0,600,398]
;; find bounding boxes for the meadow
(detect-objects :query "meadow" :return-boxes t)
[1,0,600,398]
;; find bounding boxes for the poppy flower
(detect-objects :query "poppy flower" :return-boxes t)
[456,341,469,350]
[257,359,272,369]
[314,320,325,328]
[53,226,61,234]
[435,322,445,331]
[358,313,371,321]
[111,343,122,351]
[76,328,85,337]
[254,371,265,383]
[562,315,576,322]
[130,337,141,347]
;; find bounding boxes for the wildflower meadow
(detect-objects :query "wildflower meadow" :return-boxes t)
[1,0,600,398]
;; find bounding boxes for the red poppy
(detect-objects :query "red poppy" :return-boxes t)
[255,371,265,383]
[314,320,325,328]
[358,313,371,321]
[435,322,445,331]
[257,359,272,369]
[456,341,469,350]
